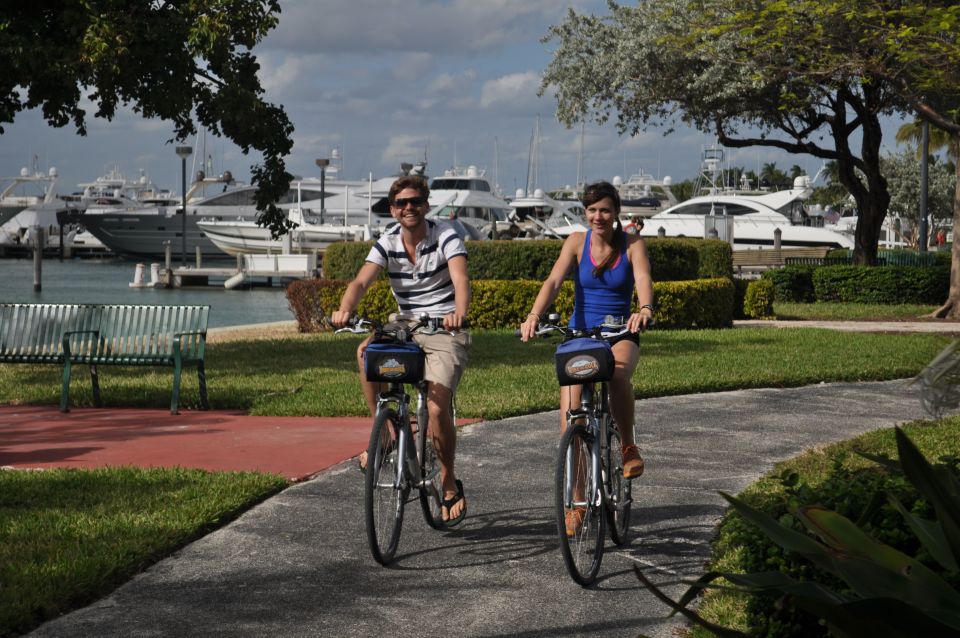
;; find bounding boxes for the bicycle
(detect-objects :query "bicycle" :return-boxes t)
[336,314,458,565]
[534,313,637,586]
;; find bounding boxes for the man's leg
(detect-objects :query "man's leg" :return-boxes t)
[427,381,465,522]
[356,335,386,470]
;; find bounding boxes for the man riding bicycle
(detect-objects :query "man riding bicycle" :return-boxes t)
[331,175,471,527]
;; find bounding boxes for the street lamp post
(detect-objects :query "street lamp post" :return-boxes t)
[175,145,192,265]
[316,158,330,223]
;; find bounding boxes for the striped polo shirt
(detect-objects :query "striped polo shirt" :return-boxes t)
[365,219,468,317]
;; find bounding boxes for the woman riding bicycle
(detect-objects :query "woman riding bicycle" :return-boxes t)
[519,181,654,535]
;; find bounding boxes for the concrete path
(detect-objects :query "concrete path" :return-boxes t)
[29,379,946,638]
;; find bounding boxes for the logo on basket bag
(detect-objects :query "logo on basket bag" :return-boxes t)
[565,355,600,379]
[378,357,407,378]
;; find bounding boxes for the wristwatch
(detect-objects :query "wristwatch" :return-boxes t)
[639,304,654,313]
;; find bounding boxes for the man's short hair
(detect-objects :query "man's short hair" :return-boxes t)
[389,175,430,204]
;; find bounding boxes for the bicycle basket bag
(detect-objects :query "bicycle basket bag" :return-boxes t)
[364,341,426,383]
[554,337,614,386]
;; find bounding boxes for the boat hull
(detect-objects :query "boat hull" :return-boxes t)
[197,220,373,255]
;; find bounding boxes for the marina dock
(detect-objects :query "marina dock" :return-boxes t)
[156,253,319,289]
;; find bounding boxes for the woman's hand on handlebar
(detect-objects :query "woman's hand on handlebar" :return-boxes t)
[519,314,539,342]
[627,310,653,334]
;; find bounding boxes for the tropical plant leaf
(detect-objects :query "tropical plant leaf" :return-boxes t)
[719,491,834,571]
[632,565,750,638]
[856,450,901,474]
[895,426,960,568]
[796,505,960,621]
[887,493,959,572]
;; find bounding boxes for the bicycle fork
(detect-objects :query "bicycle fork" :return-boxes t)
[563,410,602,511]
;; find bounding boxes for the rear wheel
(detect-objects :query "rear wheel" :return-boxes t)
[364,408,406,564]
[605,423,632,545]
[555,423,605,586]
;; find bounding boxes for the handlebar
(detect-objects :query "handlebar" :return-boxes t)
[334,314,467,338]
[518,313,653,341]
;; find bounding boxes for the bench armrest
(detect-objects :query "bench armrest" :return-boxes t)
[62,330,101,358]
[173,330,207,361]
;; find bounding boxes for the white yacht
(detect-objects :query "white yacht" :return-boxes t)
[640,177,854,250]
[612,169,678,220]
[426,166,512,239]
[0,166,62,229]
[197,207,378,256]
[638,147,854,250]
[507,188,587,239]
[74,170,398,259]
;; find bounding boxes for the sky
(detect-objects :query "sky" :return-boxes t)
[0,0,911,199]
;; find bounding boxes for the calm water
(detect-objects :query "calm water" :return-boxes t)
[0,258,295,328]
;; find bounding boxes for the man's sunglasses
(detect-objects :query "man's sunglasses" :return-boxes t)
[392,196,427,208]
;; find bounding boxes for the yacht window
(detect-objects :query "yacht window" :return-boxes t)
[202,190,257,206]
[471,180,490,192]
[722,204,756,216]
[669,203,714,216]
[299,189,328,203]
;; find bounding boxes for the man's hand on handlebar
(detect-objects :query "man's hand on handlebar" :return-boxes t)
[443,312,467,332]
[330,310,352,328]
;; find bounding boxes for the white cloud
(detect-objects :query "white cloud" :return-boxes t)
[480,72,540,109]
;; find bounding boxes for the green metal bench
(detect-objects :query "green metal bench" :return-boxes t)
[0,303,209,414]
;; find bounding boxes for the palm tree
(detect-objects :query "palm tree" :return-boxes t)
[896,120,959,161]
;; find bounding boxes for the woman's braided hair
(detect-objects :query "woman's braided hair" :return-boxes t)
[582,181,623,278]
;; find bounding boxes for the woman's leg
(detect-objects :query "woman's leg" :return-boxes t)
[609,339,644,477]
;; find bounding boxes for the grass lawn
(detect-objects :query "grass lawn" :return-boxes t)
[774,301,939,321]
[0,321,957,635]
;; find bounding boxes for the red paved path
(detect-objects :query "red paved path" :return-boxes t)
[0,406,478,481]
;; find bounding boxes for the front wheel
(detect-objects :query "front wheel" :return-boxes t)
[364,408,406,564]
[555,423,605,586]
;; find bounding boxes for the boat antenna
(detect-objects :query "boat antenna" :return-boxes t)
[576,121,584,190]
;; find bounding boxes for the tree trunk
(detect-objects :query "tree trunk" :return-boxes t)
[834,97,889,266]
[930,140,960,319]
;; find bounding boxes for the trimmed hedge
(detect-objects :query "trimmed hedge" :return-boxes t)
[322,237,733,282]
[743,279,775,319]
[761,265,816,302]
[285,277,735,331]
[761,263,949,304]
[813,265,949,304]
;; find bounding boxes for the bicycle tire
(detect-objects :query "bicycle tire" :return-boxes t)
[605,423,632,545]
[364,408,407,564]
[417,405,445,529]
[555,423,605,586]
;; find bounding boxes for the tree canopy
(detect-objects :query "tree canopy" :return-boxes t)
[540,0,944,264]
[0,1,294,236]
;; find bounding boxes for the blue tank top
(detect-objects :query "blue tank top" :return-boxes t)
[570,230,634,330]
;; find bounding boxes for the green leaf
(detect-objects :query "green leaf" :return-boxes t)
[895,426,960,568]
[632,566,750,638]
[887,493,959,572]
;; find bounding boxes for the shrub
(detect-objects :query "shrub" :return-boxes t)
[285,277,735,330]
[813,265,949,304]
[743,279,775,319]
[321,237,732,282]
[761,265,816,302]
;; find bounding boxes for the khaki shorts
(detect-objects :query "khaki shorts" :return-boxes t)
[412,330,471,391]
